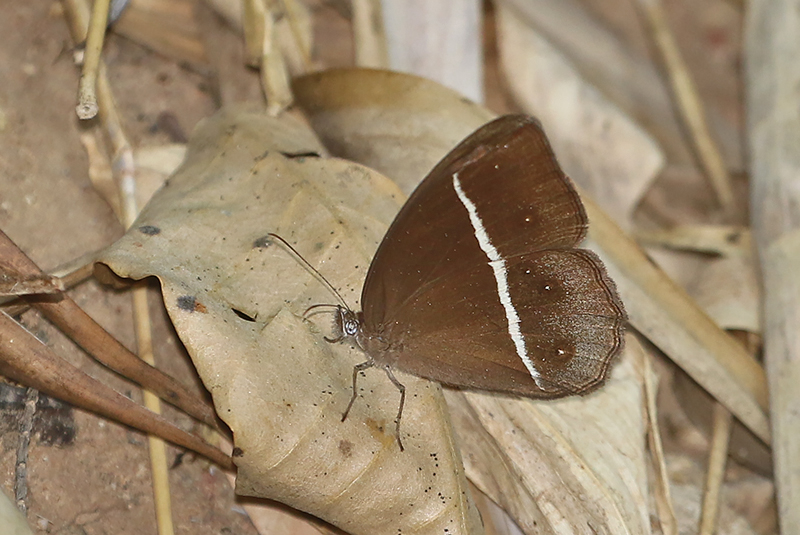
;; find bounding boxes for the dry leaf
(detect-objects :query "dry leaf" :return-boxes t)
[494,2,664,227]
[292,68,495,195]
[97,106,483,535]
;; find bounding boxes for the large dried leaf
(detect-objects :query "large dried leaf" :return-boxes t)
[293,68,653,534]
[494,3,664,228]
[97,106,482,535]
[292,67,496,195]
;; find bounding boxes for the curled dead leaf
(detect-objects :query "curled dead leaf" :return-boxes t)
[97,106,482,535]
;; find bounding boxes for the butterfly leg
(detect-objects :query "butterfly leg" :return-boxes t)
[342,360,375,422]
[381,366,406,452]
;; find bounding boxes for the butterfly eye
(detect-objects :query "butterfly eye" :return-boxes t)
[344,318,360,336]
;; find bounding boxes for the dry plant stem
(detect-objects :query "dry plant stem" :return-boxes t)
[99,42,176,535]
[352,0,389,68]
[0,273,64,297]
[63,2,180,531]
[634,225,752,257]
[634,0,736,217]
[14,387,38,516]
[76,0,110,119]
[700,329,753,535]
[242,0,266,67]
[698,402,733,535]
[746,1,800,530]
[499,0,703,167]
[50,255,96,288]
[0,230,218,427]
[62,0,137,221]
[580,190,771,444]
[37,296,216,424]
[262,9,294,115]
[0,257,92,311]
[134,287,175,535]
[642,352,677,535]
[0,312,233,470]
[243,0,293,114]
[281,0,313,71]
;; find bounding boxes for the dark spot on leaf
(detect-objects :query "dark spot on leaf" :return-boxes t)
[339,439,354,457]
[232,447,244,457]
[138,225,161,235]
[232,308,256,322]
[177,295,207,313]
[177,295,196,311]
[254,150,269,162]
[252,235,272,249]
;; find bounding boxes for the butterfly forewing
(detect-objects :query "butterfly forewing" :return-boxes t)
[359,115,625,398]
[362,116,586,324]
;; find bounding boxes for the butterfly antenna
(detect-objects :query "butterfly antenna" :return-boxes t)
[264,233,351,310]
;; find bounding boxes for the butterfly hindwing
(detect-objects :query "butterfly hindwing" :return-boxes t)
[366,249,623,396]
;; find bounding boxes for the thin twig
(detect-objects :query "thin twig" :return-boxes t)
[134,287,175,535]
[698,402,733,535]
[262,7,294,115]
[76,0,110,119]
[352,0,389,68]
[746,2,800,531]
[643,349,677,535]
[243,0,293,115]
[634,0,737,218]
[0,273,64,297]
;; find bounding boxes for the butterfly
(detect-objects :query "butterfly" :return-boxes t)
[271,114,626,450]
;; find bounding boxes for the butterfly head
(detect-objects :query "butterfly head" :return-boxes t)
[337,306,361,337]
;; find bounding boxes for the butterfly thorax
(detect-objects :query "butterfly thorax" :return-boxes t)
[357,327,398,363]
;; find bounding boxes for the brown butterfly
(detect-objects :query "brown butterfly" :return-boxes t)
[273,114,626,450]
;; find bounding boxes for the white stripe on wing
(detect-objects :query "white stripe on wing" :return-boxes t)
[452,173,543,386]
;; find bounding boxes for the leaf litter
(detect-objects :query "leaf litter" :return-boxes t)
[97,105,482,535]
